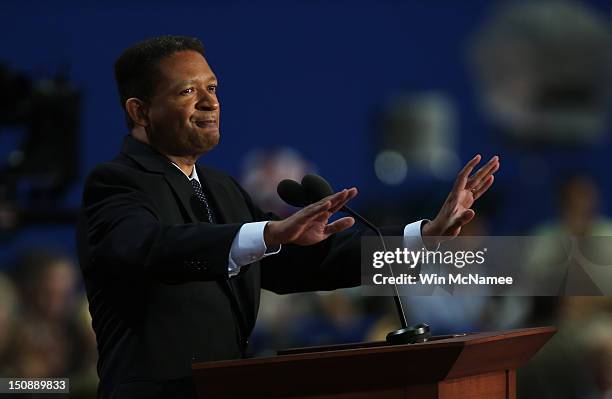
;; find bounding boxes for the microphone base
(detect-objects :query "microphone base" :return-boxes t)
[386,323,431,345]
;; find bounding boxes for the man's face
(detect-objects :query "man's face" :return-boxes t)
[144,50,220,157]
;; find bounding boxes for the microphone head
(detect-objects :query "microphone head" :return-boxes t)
[301,174,334,203]
[277,179,308,207]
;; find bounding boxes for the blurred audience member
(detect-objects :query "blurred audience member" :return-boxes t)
[250,291,316,356]
[526,174,612,294]
[530,173,612,236]
[519,304,612,399]
[241,147,314,217]
[519,174,612,398]
[582,315,612,399]
[8,250,87,378]
[557,174,612,236]
[0,272,19,375]
[288,289,373,347]
[69,297,99,398]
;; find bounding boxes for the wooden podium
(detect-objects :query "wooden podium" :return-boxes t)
[192,326,555,399]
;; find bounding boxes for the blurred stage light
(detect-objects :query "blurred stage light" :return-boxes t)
[375,150,408,185]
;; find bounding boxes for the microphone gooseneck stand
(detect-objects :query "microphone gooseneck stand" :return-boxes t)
[278,175,431,344]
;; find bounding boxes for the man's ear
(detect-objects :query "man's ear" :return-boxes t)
[125,98,150,127]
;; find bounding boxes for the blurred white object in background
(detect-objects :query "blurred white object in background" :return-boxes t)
[472,0,612,145]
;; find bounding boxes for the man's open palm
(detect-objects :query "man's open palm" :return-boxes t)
[265,188,358,246]
[424,154,500,239]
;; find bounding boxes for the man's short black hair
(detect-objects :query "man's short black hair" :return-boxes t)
[114,35,205,129]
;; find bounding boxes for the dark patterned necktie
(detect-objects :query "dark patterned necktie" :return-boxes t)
[190,179,216,223]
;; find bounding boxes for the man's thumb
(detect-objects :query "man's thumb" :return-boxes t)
[449,209,475,231]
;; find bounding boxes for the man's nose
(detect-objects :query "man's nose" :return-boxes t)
[196,92,219,110]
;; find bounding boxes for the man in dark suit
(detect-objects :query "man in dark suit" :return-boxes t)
[77,36,499,399]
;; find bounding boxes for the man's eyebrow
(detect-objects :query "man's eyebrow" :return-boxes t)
[174,77,218,87]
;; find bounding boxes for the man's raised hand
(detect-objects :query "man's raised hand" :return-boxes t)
[422,154,500,242]
[264,188,358,246]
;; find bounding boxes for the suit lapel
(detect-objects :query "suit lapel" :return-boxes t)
[162,171,200,223]
[197,165,239,224]
[121,135,199,223]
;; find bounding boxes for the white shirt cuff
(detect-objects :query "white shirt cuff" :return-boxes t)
[403,219,439,251]
[228,221,281,277]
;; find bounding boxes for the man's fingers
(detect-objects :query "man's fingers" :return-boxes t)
[324,217,355,235]
[321,189,348,205]
[329,187,358,213]
[454,154,481,190]
[294,188,353,221]
[466,156,499,189]
[473,175,494,200]
[296,199,332,222]
[467,157,499,189]
[459,154,481,178]
[294,187,357,225]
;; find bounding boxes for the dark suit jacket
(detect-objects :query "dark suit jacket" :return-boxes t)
[77,135,401,398]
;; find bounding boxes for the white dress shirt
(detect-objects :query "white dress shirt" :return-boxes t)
[172,163,428,278]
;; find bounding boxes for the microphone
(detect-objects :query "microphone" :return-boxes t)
[301,174,381,236]
[277,179,308,207]
[277,174,431,345]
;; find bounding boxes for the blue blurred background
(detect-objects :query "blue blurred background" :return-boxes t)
[2,0,612,254]
[3,0,612,397]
